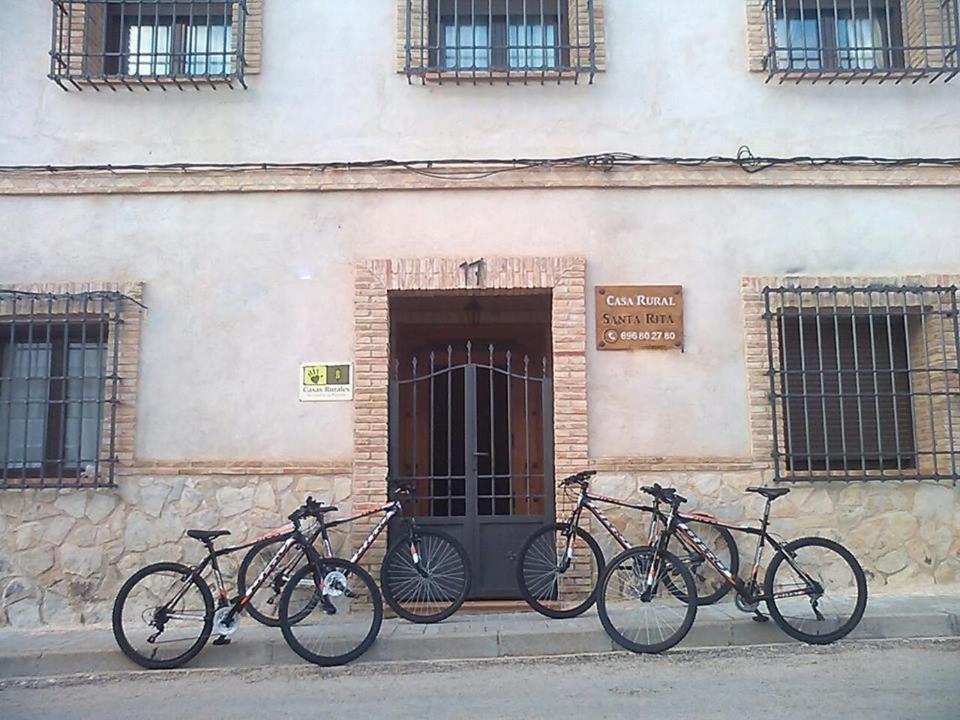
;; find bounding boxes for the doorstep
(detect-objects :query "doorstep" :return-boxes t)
[0,591,957,680]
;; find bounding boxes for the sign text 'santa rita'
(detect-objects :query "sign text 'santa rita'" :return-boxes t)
[595,285,684,351]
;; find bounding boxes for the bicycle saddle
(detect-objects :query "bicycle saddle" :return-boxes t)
[746,486,791,500]
[187,529,231,541]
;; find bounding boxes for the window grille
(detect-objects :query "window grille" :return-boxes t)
[763,285,960,482]
[49,1,248,90]
[0,290,132,489]
[762,0,960,82]
[403,0,599,83]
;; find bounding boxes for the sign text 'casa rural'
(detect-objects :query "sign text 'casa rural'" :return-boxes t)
[596,285,684,351]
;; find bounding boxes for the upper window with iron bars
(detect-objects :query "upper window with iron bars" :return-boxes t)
[760,0,960,82]
[400,0,606,83]
[49,1,263,90]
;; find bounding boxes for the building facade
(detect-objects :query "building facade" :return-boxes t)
[1,0,959,625]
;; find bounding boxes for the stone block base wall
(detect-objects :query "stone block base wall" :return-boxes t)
[1,468,957,627]
[0,473,351,627]
[587,470,960,590]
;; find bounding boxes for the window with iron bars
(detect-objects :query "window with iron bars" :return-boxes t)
[49,1,248,90]
[762,0,960,81]
[0,291,131,489]
[403,0,601,82]
[764,285,960,483]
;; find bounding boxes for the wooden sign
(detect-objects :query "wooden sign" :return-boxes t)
[596,286,683,350]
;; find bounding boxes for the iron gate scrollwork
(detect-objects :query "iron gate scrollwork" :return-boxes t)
[389,340,554,598]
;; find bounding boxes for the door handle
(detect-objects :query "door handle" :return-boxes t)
[474,451,490,456]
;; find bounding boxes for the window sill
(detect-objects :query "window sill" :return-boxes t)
[403,68,601,84]
[48,73,248,92]
[0,477,116,490]
[774,468,950,483]
[763,67,960,84]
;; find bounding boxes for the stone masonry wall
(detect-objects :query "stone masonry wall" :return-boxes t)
[587,470,960,591]
[0,473,351,628]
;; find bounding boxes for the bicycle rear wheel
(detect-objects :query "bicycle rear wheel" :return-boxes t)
[279,557,383,666]
[238,535,314,627]
[516,523,605,619]
[597,546,697,654]
[112,562,213,670]
[668,522,739,606]
[764,536,867,645]
[380,529,471,623]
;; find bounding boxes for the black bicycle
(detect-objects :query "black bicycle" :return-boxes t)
[516,470,740,619]
[112,497,382,669]
[597,483,868,654]
[237,483,471,626]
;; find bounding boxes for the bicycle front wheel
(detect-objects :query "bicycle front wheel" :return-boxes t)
[597,546,697,654]
[279,557,383,666]
[112,562,213,670]
[381,529,471,623]
[764,536,867,645]
[517,523,604,619]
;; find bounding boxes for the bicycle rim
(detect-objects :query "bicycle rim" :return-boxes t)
[669,522,739,605]
[112,562,213,669]
[765,537,867,644]
[517,523,603,619]
[381,530,470,623]
[239,537,312,627]
[598,547,697,654]
[279,559,383,666]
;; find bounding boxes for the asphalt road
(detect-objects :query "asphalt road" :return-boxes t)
[2,640,958,720]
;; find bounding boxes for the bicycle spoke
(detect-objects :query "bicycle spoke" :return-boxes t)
[599,547,697,654]
[767,539,866,642]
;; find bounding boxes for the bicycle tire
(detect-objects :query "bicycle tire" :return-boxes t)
[667,522,740,606]
[764,536,867,645]
[238,534,314,627]
[112,561,213,670]
[516,522,605,619]
[597,546,698,654]
[279,557,383,667]
[380,529,471,624]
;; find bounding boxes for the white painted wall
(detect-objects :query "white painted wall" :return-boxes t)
[2,188,959,461]
[2,1,960,164]
[2,3,959,461]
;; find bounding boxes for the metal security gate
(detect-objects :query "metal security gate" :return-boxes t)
[389,341,554,598]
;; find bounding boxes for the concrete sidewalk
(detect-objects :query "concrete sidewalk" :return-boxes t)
[1,592,957,679]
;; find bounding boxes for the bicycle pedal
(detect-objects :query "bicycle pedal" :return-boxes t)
[212,635,232,646]
[752,611,769,623]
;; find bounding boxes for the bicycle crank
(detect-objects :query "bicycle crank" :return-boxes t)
[212,607,240,637]
[735,593,760,613]
[322,570,349,597]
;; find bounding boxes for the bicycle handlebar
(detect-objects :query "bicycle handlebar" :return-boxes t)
[640,483,688,506]
[560,470,597,487]
[287,496,338,524]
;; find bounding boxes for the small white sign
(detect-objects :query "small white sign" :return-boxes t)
[299,362,353,402]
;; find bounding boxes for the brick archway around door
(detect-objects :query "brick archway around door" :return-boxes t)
[352,257,588,568]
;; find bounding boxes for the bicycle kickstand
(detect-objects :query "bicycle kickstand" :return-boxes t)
[212,635,232,645]
[752,610,769,623]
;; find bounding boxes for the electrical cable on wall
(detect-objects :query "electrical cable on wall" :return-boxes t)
[1,146,959,181]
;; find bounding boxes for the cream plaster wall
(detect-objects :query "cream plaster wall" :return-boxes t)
[2,188,959,461]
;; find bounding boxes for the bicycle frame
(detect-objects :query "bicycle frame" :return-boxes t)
[563,482,820,604]
[232,498,413,619]
[563,485,688,565]
[149,521,324,635]
[653,502,822,604]
[324,499,406,564]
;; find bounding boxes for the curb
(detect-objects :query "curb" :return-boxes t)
[2,609,958,680]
